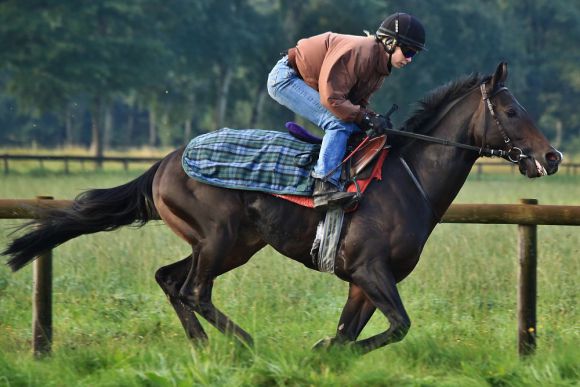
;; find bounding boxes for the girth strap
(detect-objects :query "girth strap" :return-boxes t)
[399,157,441,221]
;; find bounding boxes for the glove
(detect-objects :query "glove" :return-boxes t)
[359,111,392,136]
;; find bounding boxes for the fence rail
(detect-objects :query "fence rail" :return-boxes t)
[2,198,580,224]
[473,161,579,176]
[1,198,579,357]
[1,154,160,174]
[2,154,579,175]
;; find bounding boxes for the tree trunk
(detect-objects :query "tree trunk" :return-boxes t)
[90,96,104,168]
[215,65,234,128]
[184,91,195,143]
[148,108,157,147]
[103,104,113,149]
[126,105,134,148]
[553,119,562,149]
[184,119,192,143]
[64,103,74,148]
[250,86,268,128]
[280,1,303,44]
[520,1,545,120]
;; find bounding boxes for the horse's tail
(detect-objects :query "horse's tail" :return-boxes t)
[3,160,163,272]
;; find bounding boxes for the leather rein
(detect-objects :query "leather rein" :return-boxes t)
[393,81,527,221]
[385,81,528,164]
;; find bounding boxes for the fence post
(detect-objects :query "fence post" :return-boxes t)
[518,198,538,357]
[32,196,53,357]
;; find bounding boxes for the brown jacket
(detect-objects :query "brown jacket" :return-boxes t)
[288,32,391,123]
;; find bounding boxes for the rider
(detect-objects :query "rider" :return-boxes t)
[267,12,427,210]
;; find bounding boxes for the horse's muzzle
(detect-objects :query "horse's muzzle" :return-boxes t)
[519,149,562,177]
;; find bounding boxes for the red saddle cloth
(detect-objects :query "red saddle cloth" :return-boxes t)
[273,146,389,209]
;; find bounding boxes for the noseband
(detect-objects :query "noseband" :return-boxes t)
[479,83,528,163]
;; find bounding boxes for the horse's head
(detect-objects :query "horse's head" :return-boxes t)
[478,62,562,177]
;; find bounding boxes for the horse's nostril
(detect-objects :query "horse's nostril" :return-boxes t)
[546,151,562,163]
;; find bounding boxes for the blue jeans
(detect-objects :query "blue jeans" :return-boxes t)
[267,56,361,187]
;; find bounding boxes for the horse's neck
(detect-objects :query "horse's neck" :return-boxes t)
[399,96,481,218]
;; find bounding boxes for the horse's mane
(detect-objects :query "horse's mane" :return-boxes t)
[402,73,491,135]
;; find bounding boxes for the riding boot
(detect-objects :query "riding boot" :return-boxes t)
[312,179,356,211]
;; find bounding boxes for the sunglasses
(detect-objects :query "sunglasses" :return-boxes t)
[400,46,418,58]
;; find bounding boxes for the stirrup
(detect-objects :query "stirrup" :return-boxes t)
[313,190,356,210]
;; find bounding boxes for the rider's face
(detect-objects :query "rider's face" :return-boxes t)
[390,46,414,69]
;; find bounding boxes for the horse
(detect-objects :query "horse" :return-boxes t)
[3,62,562,354]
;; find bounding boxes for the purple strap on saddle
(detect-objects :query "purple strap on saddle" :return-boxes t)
[285,122,322,144]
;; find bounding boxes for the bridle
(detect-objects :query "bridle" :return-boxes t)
[392,79,529,221]
[384,80,529,163]
[479,83,528,163]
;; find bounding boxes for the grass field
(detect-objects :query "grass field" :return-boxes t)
[0,168,578,386]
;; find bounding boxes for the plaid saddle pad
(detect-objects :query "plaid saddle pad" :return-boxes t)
[182,128,320,195]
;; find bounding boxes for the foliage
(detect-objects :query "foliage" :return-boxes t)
[0,0,578,152]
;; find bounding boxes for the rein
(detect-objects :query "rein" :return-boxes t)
[395,80,527,222]
[385,82,528,163]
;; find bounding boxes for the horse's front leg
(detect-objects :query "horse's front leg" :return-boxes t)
[313,283,376,349]
[349,259,411,354]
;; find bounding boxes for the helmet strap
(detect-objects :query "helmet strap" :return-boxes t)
[379,36,397,55]
[377,36,396,72]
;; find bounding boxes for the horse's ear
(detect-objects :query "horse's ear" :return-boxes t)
[491,62,508,89]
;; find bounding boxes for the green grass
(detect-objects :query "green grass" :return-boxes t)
[0,169,579,386]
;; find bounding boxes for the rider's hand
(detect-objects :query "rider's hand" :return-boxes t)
[360,111,392,136]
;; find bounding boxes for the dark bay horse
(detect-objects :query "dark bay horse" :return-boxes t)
[3,63,562,354]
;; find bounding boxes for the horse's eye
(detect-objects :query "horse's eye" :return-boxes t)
[505,108,517,118]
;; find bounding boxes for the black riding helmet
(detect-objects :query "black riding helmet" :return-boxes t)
[377,12,427,52]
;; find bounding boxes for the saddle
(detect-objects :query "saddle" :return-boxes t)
[275,122,389,210]
[286,121,388,182]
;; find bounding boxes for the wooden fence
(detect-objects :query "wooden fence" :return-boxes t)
[2,154,579,176]
[472,162,579,177]
[1,154,160,174]
[1,197,579,357]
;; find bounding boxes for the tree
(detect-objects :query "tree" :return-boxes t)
[0,0,169,155]
[0,0,577,150]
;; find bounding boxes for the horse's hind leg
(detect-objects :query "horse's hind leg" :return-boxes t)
[179,238,261,348]
[154,151,260,347]
[185,273,254,348]
[313,283,376,349]
[155,256,208,343]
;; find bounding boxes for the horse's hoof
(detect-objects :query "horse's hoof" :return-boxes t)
[312,337,334,350]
